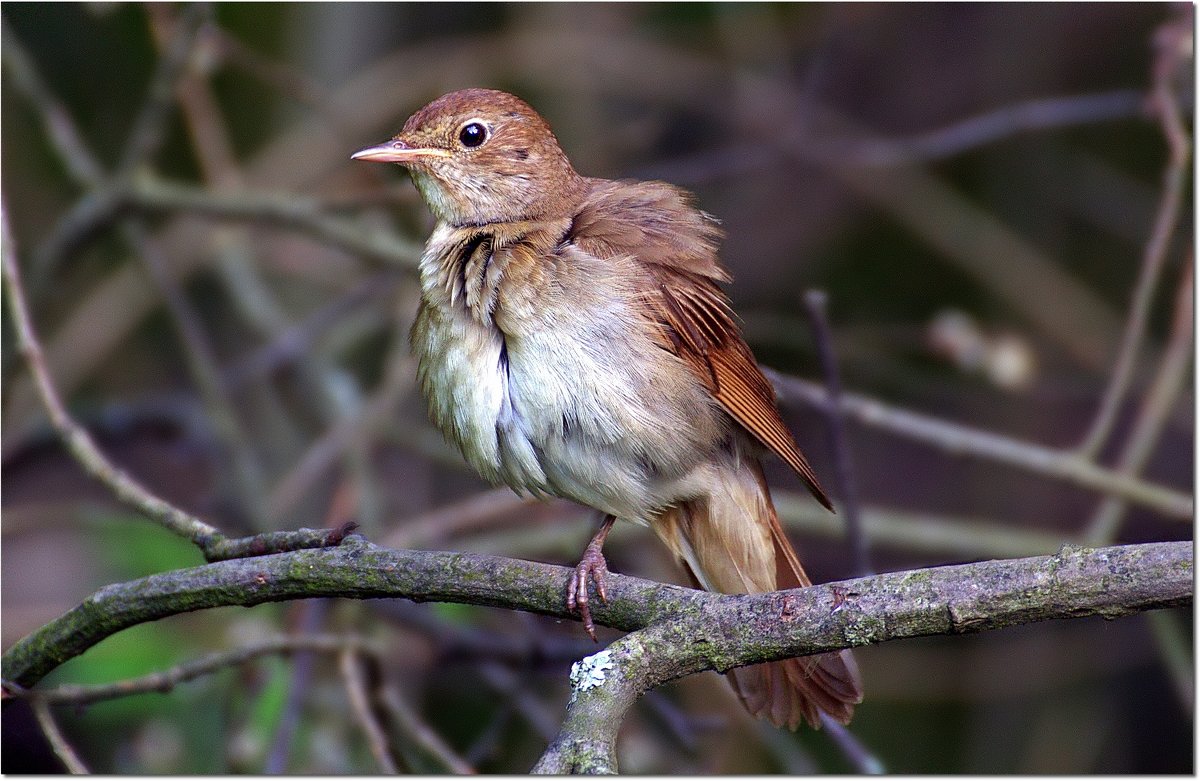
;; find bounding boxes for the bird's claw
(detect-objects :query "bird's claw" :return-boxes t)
[566,546,610,642]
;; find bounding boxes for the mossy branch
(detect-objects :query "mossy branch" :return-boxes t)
[3,539,1189,748]
[533,539,1191,772]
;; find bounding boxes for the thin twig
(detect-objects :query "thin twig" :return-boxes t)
[146,3,403,538]
[479,662,563,742]
[265,331,416,521]
[147,6,241,187]
[385,488,540,549]
[379,684,478,774]
[139,3,267,530]
[802,290,872,576]
[0,20,103,187]
[8,635,379,707]
[30,699,90,774]
[642,690,725,755]
[264,602,328,774]
[818,90,1148,167]
[772,492,1070,560]
[820,715,885,774]
[380,603,594,669]
[127,178,423,265]
[2,20,458,452]
[1085,256,1194,544]
[221,271,403,390]
[1,23,134,295]
[209,25,334,113]
[7,2,265,527]
[2,200,221,548]
[114,3,208,179]
[464,701,516,766]
[372,601,566,743]
[28,187,129,294]
[1145,609,1194,713]
[125,219,272,526]
[2,200,358,560]
[1076,15,1192,457]
[339,650,399,774]
[764,368,1192,519]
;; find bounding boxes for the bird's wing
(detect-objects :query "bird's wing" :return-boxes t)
[651,270,833,510]
[569,179,833,510]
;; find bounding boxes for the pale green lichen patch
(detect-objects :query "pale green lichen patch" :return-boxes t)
[569,649,615,703]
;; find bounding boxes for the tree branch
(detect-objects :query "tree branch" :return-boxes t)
[1,202,358,562]
[2,537,1189,764]
[113,3,208,179]
[1086,255,1194,543]
[3,635,379,707]
[378,682,478,774]
[765,369,1193,519]
[339,649,400,774]
[0,536,699,690]
[810,90,1148,167]
[1076,13,1192,457]
[802,289,872,575]
[30,698,89,774]
[128,178,423,265]
[0,19,103,188]
[531,539,1190,773]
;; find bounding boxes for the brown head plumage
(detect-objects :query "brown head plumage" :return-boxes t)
[352,88,586,226]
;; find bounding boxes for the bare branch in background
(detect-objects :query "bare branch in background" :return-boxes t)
[30,699,89,775]
[126,219,273,525]
[114,4,209,179]
[2,203,357,560]
[2,202,217,548]
[1086,256,1194,544]
[127,179,422,264]
[339,650,400,774]
[0,19,103,187]
[1077,13,1192,458]
[821,716,885,774]
[803,289,872,576]
[379,683,478,774]
[263,600,330,774]
[765,369,1192,519]
[6,635,381,707]
[815,90,1149,167]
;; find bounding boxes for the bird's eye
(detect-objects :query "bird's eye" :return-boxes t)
[458,122,488,148]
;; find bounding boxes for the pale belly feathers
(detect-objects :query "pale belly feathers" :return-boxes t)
[411,223,728,523]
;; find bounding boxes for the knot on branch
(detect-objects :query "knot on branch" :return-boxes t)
[201,521,361,562]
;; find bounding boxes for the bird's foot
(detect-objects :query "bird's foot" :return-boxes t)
[566,542,610,642]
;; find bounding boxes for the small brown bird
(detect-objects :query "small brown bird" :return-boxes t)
[353,88,862,730]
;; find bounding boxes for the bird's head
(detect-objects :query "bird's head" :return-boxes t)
[352,88,585,227]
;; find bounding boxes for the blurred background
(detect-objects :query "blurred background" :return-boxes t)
[2,2,1193,773]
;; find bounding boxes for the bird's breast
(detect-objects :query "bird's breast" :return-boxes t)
[412,223,728,521]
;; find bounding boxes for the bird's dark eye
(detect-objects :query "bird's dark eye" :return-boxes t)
[459,122,488,148]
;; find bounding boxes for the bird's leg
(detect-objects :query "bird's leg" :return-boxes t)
[566,515,616,641]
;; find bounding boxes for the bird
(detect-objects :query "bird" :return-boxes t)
[352,88,862,730]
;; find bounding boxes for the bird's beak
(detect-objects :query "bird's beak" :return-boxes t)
[351,139,451,164]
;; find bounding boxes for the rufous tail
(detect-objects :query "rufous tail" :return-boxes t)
[652,461,862,730]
